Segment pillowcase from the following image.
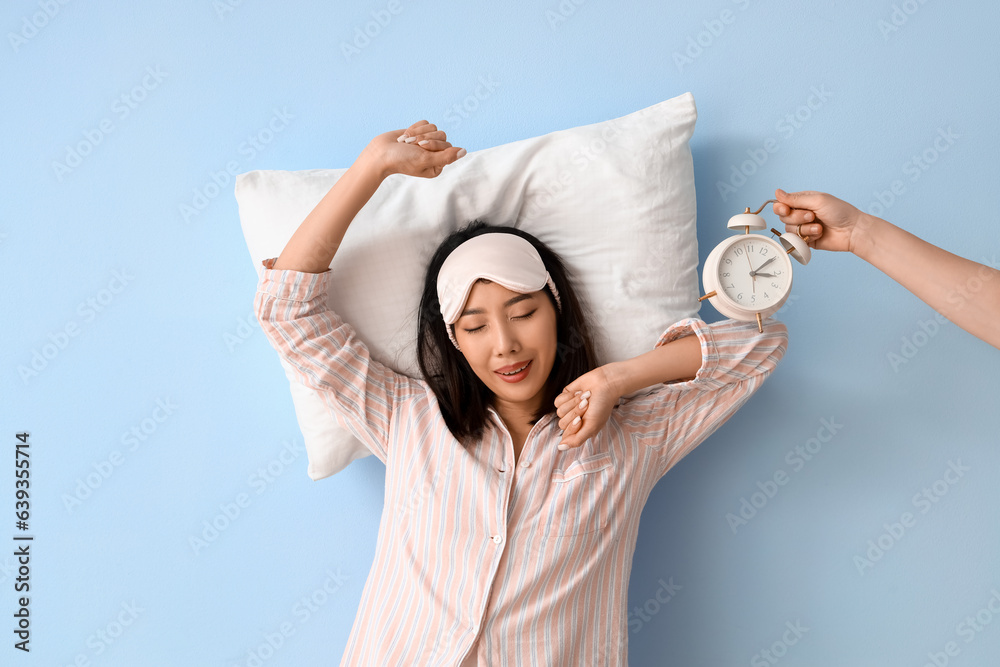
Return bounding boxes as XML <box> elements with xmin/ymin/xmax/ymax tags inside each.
<box><xmin>236</xmin><ymin>91</ymin><xmax>700</xmax><ymax>481</ymax></box>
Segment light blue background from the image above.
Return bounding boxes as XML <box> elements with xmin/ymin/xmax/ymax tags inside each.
<box><xmin>4</xmin><ymin>0</ymin><xmax>999</xmax><ymax>665</ymax></box>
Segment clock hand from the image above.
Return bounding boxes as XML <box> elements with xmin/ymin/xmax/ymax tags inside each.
<box><xmin>756</xmin><ymin>256</ymin><xmax>777</xmax><ymax>271</ymax></box>
<box><xmin>749</xmin><ymin>256</ymin><xmax>777</xmax><ymax>277</ymax></box>
<box><xmin>754</xmin><ymin>271</ymin><xmax>776</xmax><ymax>278</ymax></box>
<box><xmin>744</xmin><ymin>244</ymin><xmax>755</xmax><ymax>293</ymax></box>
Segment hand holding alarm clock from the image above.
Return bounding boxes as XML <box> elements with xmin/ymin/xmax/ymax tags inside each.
<box><xmin>700</xmin><ymin>198</ymin><xmax>813</xmax><ymax>332</ymax></box>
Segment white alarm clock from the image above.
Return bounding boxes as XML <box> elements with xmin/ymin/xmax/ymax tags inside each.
<box><xmin>700</xmin><ymin>199</ymin><xmax>812</xmax><ymax>332</ymax></box>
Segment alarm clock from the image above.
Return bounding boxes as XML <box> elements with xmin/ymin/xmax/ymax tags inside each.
<box><xmin>699</xmin><ymin>199</ymin><xmax>812</xmax><ymax>332</ymax></box>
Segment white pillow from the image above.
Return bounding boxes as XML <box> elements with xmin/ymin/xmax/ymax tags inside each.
<box><xmin>237</xmin><ymin>91</ymin><xmax>700</xmax><ymax>481</ymax></box>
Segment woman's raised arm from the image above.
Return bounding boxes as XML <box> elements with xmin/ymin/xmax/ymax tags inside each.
<box><xmin>271</xmin><ymin>121</ymin><xmax>466</xmax><ymax>274</ymax></box>
<box><xmin>270</xmin><ymin>149</ymin><xmax>385</xmax><ymax>274</ymax></box>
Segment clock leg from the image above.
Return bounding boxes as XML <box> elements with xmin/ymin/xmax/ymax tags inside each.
<box><xmin>756</xmin><ymin>312</ymin><xmax>763</xmax><ymax>333</ymax></box>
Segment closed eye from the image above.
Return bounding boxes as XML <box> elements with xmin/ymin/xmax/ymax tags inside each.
<box><xmin>463</xmin><ymin>310</ymin><xmax>536</xmax><ymax>334</ymax></box>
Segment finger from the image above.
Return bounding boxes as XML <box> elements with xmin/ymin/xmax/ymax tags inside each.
<box><xmin>408</xmin><ymin>123</ymin><xmax>438</xmax><ymax>138</ymax></box>
<box><xmin>556</xmin><ymin>389</ymin><xmax>590</xmax><ymax>417</ymax></box>
<box><xmin>559</xmin><ymin>399</ymin><xmax>590</xmax><ymax>431</ymax></box>
<box><xmin>774</xmin><ymin>203</ymin><xmax>814</xmax><ymax>222</ymax></box>
<box><xmin>402</xmin><ymin>134</ymin><xmax>448</xmax><ymax>146</ymax></box>
<box><xmin>428</xmin><ymin>146</ymin><xmax>467</xmax><ymax>166</ymax></box>
<box><xmin>558</xmin><ymin>415</ymin><xmax>582</xmax><ymax>449</ymax></box>
<box><xmin>777</xmin><ymin>209</ymin><xmax>816</xmax><ymax>225</ymax></box>
<box><xmin>557</xmin><ymin>396</ymin><xmax>578</xmax><ymax>419</ymax></box>
<box><xmin>775</xmin><ymin>188</ymin><xmax>826</xmax><ymax>212</ymax></box>
<box><xmin>416</xmin><ymin>139</ymin><xmax>453</xmax><ymax>151</ymax></box>
<box><xmin>565</xmin><ymin>414</ymin><xmax>582</xmax><ymax>434</ymax></box>
<box><xmin>417</xmin><ymin>146</ymin><xmax>467</xmax><ymax>174</ymax></box>
<box><xmin>557</xmin><ymin>390</ymin><xmax>586</xmax><ymax>409</ymax></box>
<box><xmin>556</xmin><ymin>392</ymin><xmax>587</xmax><ymax>422</ymax></box>
<box><xmin>564</xmin><ymin>419</ymin><xmax>590</xmax><ymax>449</ymax></box>
<box><xmin>558</xmin><ymin>399</ymin><xmax>577</xmax><ymax>427</ymax></box>
<box><xmin>783</xmin><ymin>221</ymin><xmax>824</xmax><ymax>237</ymax></box>
<box><xmin>798</xmin><ymin>223</ymin><xmax>824</xmax><ymax>238</ymax></box>
<box><xmin>398</xmin><ymin>121</ymin><xmax>433</xmax><ymax>142</ymax></box>
<box><xmin>405</xmin><ymin>130</ymin><xmax>447</xmax><ymax>145</ymax></box>
<box><xmin>558</xmin><ymin>406</ymin><xmax>578</xmax><ymax>430</ymax></box>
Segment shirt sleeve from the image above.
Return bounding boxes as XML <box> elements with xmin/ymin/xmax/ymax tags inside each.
<box><xmin>253</xmin><ymin>257</ymin><xmax>424</xmax><ymax>466</ymax></box>
<box><xmin>615</xmin><ymin>317</ymin><xmax>788</xmax><ymax>479</ymax></box>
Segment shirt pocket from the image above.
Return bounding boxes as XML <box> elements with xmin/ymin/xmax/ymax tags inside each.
<box><xmin>540</xmin><ymin>451</ymin><xmax>615</xmax><ymax>537</ymax></box>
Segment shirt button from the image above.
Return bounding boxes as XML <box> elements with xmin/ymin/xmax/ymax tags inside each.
<box><xmin>521</xmin><ymin>461</ymin><xmax>531</xmax><ymax>468</ymax></box>
<box><xmin>492</xmin><ymin>534</ymin><xmax>502</xmax><ymax>544</ymax></box>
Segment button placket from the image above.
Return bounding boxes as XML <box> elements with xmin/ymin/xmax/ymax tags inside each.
<box><xmin>487</xmin><ymin>409</ymin><xmax>556</xmax><ymax>546</ymax></box>
<box><xmin>488</xmin><ymin>407</ymin><xmax>554</xmax><ymax>470</ymax></box>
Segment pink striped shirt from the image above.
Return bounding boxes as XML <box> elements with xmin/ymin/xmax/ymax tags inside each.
<box><xmin>255</xmin><ymin>257</ymin><xmax>788</xmax><ymax>666</ymax></box>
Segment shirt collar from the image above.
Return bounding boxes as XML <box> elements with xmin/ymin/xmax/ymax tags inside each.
<box><xmin>487</xmin><ymin>406</ymin><xmax>555</xmax><ymax>428</ymax></box>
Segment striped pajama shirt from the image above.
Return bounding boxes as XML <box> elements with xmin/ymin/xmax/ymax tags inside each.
<box><xmin>255</xmin><ymin>257</ymin><xmax>788</xmax><ymax>666</ymax></box>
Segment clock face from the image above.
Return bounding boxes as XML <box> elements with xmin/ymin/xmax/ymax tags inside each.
<box><xmin>716</xmin><ymin>236</ymin><xmax>791</xmax><ymax>311</ymax></box>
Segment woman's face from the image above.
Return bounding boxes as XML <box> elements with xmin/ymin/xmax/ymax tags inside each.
<box><xmin>454</xmin><ymin>279</ymin><xmax>558</xmax><ymax>411</ymax></box>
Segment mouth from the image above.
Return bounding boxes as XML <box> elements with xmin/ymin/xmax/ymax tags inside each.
<box><xmin>494</xmin><ymin>359</ymin><xmax>532</xmax><ymax>382</ymax></box>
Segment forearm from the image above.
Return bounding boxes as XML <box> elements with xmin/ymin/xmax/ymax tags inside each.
<box><xmin>855</xmin><ymin>214</ymin><xmax>1000</xmax><ymax>348</ymax></box>
<box><xmin>271</xmin><ymin>147</ymin><xmax>386</xmax><ymax>274</ymax></box>
<box><xmin>607</xmin><ymin>334</ymin><xmax>701</xmax><ymax>398</ymax></box>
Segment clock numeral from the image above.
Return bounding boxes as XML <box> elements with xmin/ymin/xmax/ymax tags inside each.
<box><xmin>726</xmin><ymin>283</ymin><xmax>735</xmax><ymax>289</ymax></box>
<box><xmin>724</xmin><ymin>258</ymin><xmax>732</xmax><ymax>265</ymax></box>
<box><xmin>760</xmin><ymin>246</ymin><xmax>768</xmax><ymax>255</ymax></box>
<box><xmin>737</xmin><ymin>292</ymin><xmax>743</xmax><ymax>300</ymax></box>
<box><xmin>722</xmin><ymin>272</ymin><xmax>730</xmax><ymax>277</ymax></box>
<box><xmin>734</xmin><ymin>247</ymin><xmax>744</xmax><ymax>256</ymax></box>
<box><xmin>747</xmin><ymin>243</ymin><xmax>754</xmax><ymax>254</ymax></box>
<box><xmin>764</xmin><ymin>291</ymin><xmax>770</xmax><ymax>299</ymax></box>
<box><xmin>750</xmin><ymin>295</ymin><xmax>756</xmax><ymax>304</ymax></box>
<box><xmin>773</xmin><ymin>269</ymin><xmax>782</xmax><ymax>275</ymax></box>
<box><xmin>771</xmin><ymin>282</ymin><xmax>779</xmax><ymax>288</ymax></box>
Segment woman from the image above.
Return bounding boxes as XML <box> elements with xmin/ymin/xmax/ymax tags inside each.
<box><xmin>255</xmin><ymin>121</ymin><xmax>788</xmax><ymax>666</ymax></box>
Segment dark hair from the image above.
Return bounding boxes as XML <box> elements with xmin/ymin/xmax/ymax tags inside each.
<box><xmin>416</xmin><ymin>220</ymin><xmax>601</xmax><ymax>448</ymax></box>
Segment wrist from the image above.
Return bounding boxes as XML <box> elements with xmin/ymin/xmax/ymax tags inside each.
<box><xmin>852</xmin><ymin>212</ymin><xmax>887</xmax><ymax>262</ymax></box>
<box><xmin>604</xmin><ymin>360</ymin><xmax>644</xmax><ymax>398</ymax></box>
<box><xmin>358</xmin><ymin>143</ymin><xmax>391</xmax><ymax>181</ymax></box>
<box><xmin>603</xmin><ymin>360</ymin><xmax>632</xmax><ymax>400</ymax></box>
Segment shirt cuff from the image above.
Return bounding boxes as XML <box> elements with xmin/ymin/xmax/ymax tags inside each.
<box><xmin>257</xmin><ymin>257</ymin><xmax>333</xmax><ymax>302</ymax></box>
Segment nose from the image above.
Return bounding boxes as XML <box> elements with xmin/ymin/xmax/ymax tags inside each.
<box><xmin>492</xmin><ymin>320</ymin><xmax>520</xmax><ymax>354</ymax></box>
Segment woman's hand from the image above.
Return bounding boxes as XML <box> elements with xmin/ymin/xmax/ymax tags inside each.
<box><xmin>772</xmin><ymin>188</ymin><xmax>873</xmax><ymax>254</ymax></box>
<box><xmin>363</xmin><ymin>120</ymin><xmax>467</xmax><ymax>179</ymax></box>
<box><xmin>553</xmin><ymin>366</ymin><xmax>618</xmax><ymax>451</ymax></box>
